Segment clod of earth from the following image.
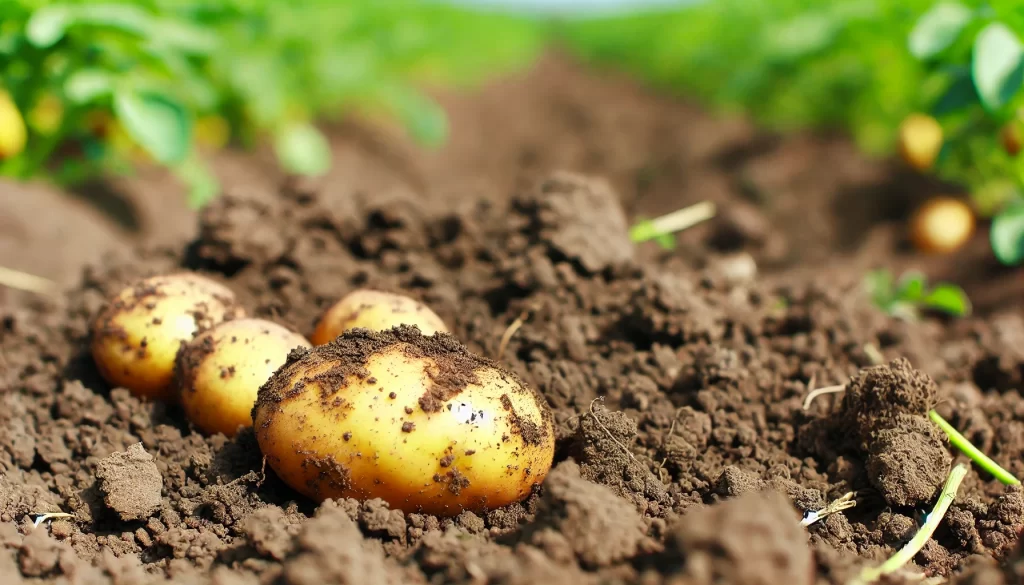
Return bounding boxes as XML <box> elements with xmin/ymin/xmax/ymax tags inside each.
<box><xmin>310</xmin><ymin>289</ymin><xmax>448</xmax><ymax>346</ymax></box>
<box><xmin>89</xmin><ymin>273</ymin><xmax>245</xmax><ymax>401</ymax></box>
<box><xmin>177</xmin><ymin>317</ymin><xmax>312</xmax><ymax>437</ymax></box>
<box><xmin>252</xmin><ymin>325</ymin><xmax>555</xmax><ymax>516</ymax></box>
<box><xmin>94</xmin><ymin>443</ymin><xmax>162</xmax><ymax>522</ymax></box>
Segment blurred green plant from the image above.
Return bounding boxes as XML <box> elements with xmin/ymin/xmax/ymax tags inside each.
<box><xmin>0</xmin><ymin>1</ymin><xmax>544</xmax><ymax>207</ymax></box>
<box><xmin>864</xmin><ymin>268</ymin><xmax>971</xmax><ymax>320</ymax></box>
<box><xmin>564</xmin><ymin>0</ymin><xmax>1024</xmax><ymax>266</ymax></box>
<box><xmin>904</xmin><ymin>1</ymin><xmax>1024</xmax><ymax>264</ymax></box>
<box><xmin>563</xmin><ymin>0</ymin><xmax>938</xmax><ymax>157</ymax></box>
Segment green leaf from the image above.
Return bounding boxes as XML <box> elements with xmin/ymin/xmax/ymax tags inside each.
<box><xmin>972</xmin><ymin>22</ymin><xmax>1024</xmax><ymax>111</ymax></box>
<box><xmin>629</xmin><ymin>219</ymin><xmax>659</xmax><ymax>243</ymax></box>
<box><xmin>65</xmin><ymin>70</ymin><xmax>114</xmax><ymax>103</ymax></box>
<box><xmin>377</xmin><ymin>85</ymin><xmax>448</xmax><ymax>148</ymax></box>
<box><xmin>923</xmin><ymin>284</ymin><xmax>972</xmax><ymax>317</ymax></box>
<box><xmin>888</xmin><ymin>300</ymin><xmax>921</xmax><ymax>322</ymax></box>
<box><xmin>68</xmin><ymin>4</ymin><xmax>151</xmax><ymax>36</ymax></box>
<box><xmin>863</xmin><ymin>269</ymin><xmax>895</xmax><ymax>306</ymax></box>
<box><xmin>148</xmin><ymin>18</ymin><xmax>218</xmax><ymax>54</ymax></box>
<box><xmin>274</xmin><ymin>123</ymin><xmax>331</xmax><ymax>177</ymax></box>
<box><xmin>763</xmin><ymin>13</ymin><xmax>839</xmax><ymax>63</ymax></box>
<box><xmin>26</xmin><ymin>4</ymin><xmax>154</xmax><ymax>47</ymax></box>
<box><xmin>654</xmin><ymin>233</ymin><xmax>676</xmax><ymax>250</ymax></box>
<box><xmin>991</xmin><ymin>203</ymin><xmax>1024</xmax><ymax>265</ymax></box>
<box><xmin>113</xmin><ymin>89</ymin><xmax>192</xmax><ymax>165</ymax></box>
<box><xmin>895</xmin><ymin>271</ymin><xmax>927</xmax><ymax>301</ymax></box>
<box><xmin>932</xmin><ymin>69</ymin><xmax>979</xmax><ymax>116</ymax></box>
<box><xmin>26</xmin><ymin>5</ymin><xmax>73</xmax><ymax>48</ymax></box>
<box><xmin>908</xmin><ymin>2</ymin><xmax>973</xmax><ymax>60</ymax></box>
<box><xmin>174</xmin><ymin>155</ymin><xmax>219</xmax><ymax>210</ymax></box>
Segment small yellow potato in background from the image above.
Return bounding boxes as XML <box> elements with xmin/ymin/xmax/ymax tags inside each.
<box><xmin>310</xmin><ymin>289</ymin><xmax>447</xmax><ymax>345</ymax></box>
<box><xmin>1002</xmin><ymin>122</ymin><xmax>1022</xmax><ymax>157</ymax></box>
<box><xmin>90</xmin><ymin>273</ymin><xmax>245</xmax><ymax>401</ymax></box>
<box><xmin>898</xmin><ymin>113</ymin><xmax>943</xmax><ymax>172</ymax></box>
<box><xmin>909</xmin><ymin>197</ymin><xmax>976</xmax><ymax>255</ymax></box>
<box><xmin>177</xmin><ymin>318</ymin><xmax>312</xmax><ymax>437</ymax></box>
<box><xmin>254</xmin><ymin>326</ymin><xmax>554</xmax><ymax>516</ymax></box>
<box><xmin>0</xmin><ymin>91</ymin><xmax>27</xmax><ymax>159</ymax></box>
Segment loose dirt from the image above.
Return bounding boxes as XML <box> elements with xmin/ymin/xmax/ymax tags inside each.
<box><xmin>2</xmin><ymin>54</ymin><xmax>1024</xmax><ymax>584</ymax></box>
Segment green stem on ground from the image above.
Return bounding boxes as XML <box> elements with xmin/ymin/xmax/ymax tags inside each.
<box><xmin>629</xmin><ymin>200</ymin><xmax>717</xmax><ymax>245</ymax></box>
<box><xmin>849</xmin><ymin>463</ymin><xmax>968</xmax><ymax>585</ymax></box>
<box><xmin>929</xmin><ymin>410</ymin><xmax>1020</xmax><ymax>485</ymax></box>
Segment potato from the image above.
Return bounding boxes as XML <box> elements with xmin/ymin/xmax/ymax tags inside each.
<box><xmin>898</xmin><ymin>113</ymin><xmax>943</xmax><ymax>172</ymax></box>
<box><xmin>1002</xmin><ymin>122</ymin><xmax>1021</xmax><ymax>157</ymax></box>
<box><xmin>91</xmin><ymin>273</ymin><xmax>245</xmax><ymax>401</ymax></box>
<box><xmin>909</xmin><ymin>197</ymin><xmax>975</xmax><ymax>255</ymax></box>
<box><xmin>0</xmin><ymin>91</ymin><xmax>27</xmax><ymax>159</ymax></box>
<box><xmin>253</xmin><ymin>326</ymin><xmax>554</xmax><ymax>516</ymax></box>
<box><xmin>177</xmin><ymin>318</ymin><xmax>311</xmax><ymax>437</ymax></box>
<box><xmin>310</xmin><ymin>289</ymin><xmax>447</xmax><ymax>345</ymax></box>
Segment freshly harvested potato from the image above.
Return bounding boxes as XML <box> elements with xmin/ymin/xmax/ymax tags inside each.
<box><xmin>898</xmin><ymin>113</ymin><xmax>943</xmax><ymax>172</ymax></box>
<box><xmin>177</xmin><ymin>318</ymin><xmax>311</xmax><ymax>437</ymax></box>
<box><xmin>909</xmin><ymin>197</ymin><xmax>975</xmax><ymax>255</ymax></box>
<box><xmin>254</xmin><ymin>326</ymin><xmax>554</xmax><ymax>516</ymax></box>
<box><xmin>91</xmin><ymin>273</ymin><xmax>245</xmax><ymax>401</ymax></box>
<box><xmin>310</xmin><ymin>289</ymin><xmax>447</xmax><ymax>345</ymax></box>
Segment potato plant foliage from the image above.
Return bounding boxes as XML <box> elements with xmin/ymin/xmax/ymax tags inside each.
<box><xmin>0</xmin><ymin>1</ymin><xmax>543</xmax><ymax>207</ymax></box>
<box><xmin>563</xmin><ymin>0</ymin><xmax>1024</xmax><ymax>264</ymax></box>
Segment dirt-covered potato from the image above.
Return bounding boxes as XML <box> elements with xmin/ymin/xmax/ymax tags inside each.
<box><xmin>177</xmin><ymin>318</ymin><xmax>311</xmax><ymax>437</ymax></box>
<box><xmin>90</xmin><ymin>273</ymin><xmax>245</xmax><ymax>401</ymax></box>
<box><xmin>310</xmin><ymin>289</ymin><xmax>447</xmax><ymax>345</ymax></box>
<box><xmin>909</xmin><ymin>197</ymin><xmax>975</xmax><ymax>254</ymax></box>
<box><xmin>253</xmin><ymin>326</ymin><xmax>554</xmax><ymax>516</ymax></box>
<box><xmin>898</xmin><ymin>113</ymin><xmax>943</xmax><ymax>172</ymax></box>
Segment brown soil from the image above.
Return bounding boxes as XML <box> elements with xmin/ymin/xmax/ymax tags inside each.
<box><xmin>2</xmin><ymin>53</ymin><xmax>1024</xmax><ymax>584</ymax></box>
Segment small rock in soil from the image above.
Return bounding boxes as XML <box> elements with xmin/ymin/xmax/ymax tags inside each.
<box><xmin>95</xmin><ymin>443</ymin><xmax>162</xmax><ymax>521</ymax></box>
<box><xmin>867</xmin><ymin>415</ymin><xmax>951</xmax><ymax>508</ymax></box>
<box><xmin>667</xmin><ymin>490</ymin><xmax>812</xmax><ymax>585</ymax></box>
<box><xmin>519</xmin><ymin>460</ymin><xmax>652</xmax><ymax>568</ymax></box>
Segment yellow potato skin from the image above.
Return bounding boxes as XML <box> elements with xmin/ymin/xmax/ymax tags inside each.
<box><xmin>310</xmin><ymin>290</ymin><xmax>447</xmax><ymax>345</ymax></box>
<box><xmin>909</xmin><ymin>197</ymin><xmax>975</xmax><ymax>254</ymax></box>
<box><xmin>898</xmin><ymin>113</ymin><xmax>943</xmax><ymax>172</ymax></box>
<box><xmin>253</xmin><ymin>330</ymin><xmax>554</xmax><ymax>516</ymax></box>
<box><xmin>178</xmin><ymin>318</ymin><xmax>311</xmax><ymax>437</ymax></box>
<box><xmin>90</xmin><ymin>273</ymin><xmax>245</xmax><ymax>402</ymax></box>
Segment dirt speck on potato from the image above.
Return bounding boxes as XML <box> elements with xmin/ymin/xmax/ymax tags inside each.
<box><xmin>95</xmin><ymin>443</ymin><xmax>162</xmax><ymax>521</ymax></box>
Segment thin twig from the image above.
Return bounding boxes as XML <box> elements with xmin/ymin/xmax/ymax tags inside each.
<box><xmin>849</xmin><ymin>464</ymin><xmax>968</xmax><ymax>585</ymax></box>
<box><xmin>0</xmin><ymin>266</ymin><xmax>57</xmax><ymax>297</ymax></box>
<box><xmin>802</xmin><ymin>384</ymin><xmax>847</xmax><ymax>411</ymax></box>
<box><xmin>589</xmin><ymin>397</ymin><xmax>637</xmax><ymax>462</ymax></box>
<box><xmin>650</xmin><ymin>201</ymin><xmax>717</xmax><ymax>234</ymax></box>
<box><xmin>496</xmin><ymin>311</ymin><xmax>529</xmax><ymax>359</ymax></box>
<box><xmin>863</xmin><ymin>343</ymin><xmax>885</xmax><ymax>366</ymax></box>
<box><xmin>801</xmin><ymin>491</ymin><xmax>858</xmax><ymax>527</ymax></box>
<box><xmin>30</xmin><ymin>512</ymin><xmax>75</xmax><ymax>528</ymax></box>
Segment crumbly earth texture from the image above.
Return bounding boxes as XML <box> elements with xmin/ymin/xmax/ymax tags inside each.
<box><xmin>4</xmin><ymin>56</ymin><xmax>1024</xmax><ymax>584</ymax></box>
